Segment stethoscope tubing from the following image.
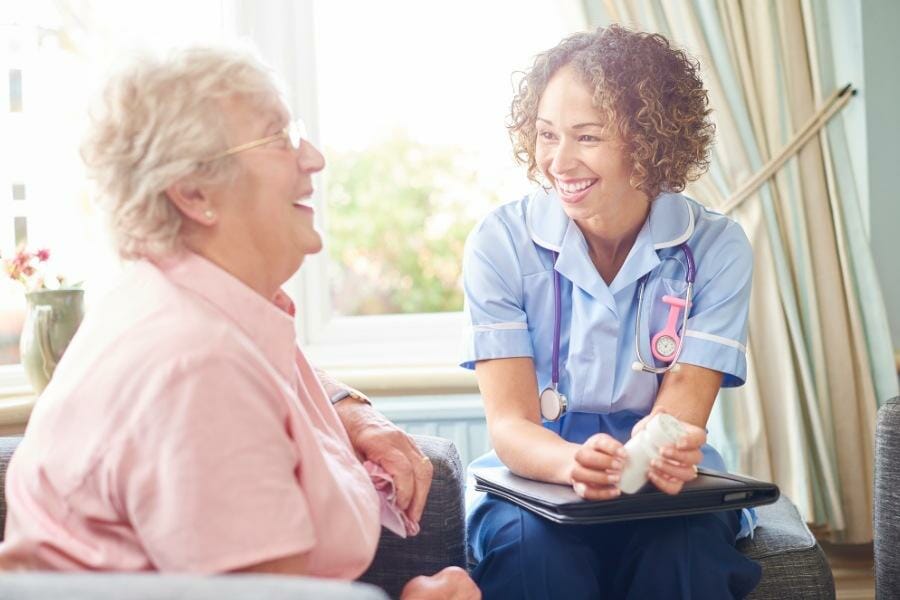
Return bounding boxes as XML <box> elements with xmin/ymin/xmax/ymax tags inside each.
<box><xmin>548</xmin><ymin>243</ymin><xmax>696</xmax><ymax>389</ymax></box>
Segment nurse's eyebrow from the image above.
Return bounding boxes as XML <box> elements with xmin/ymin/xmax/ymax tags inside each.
<box><xmin>536</xmin><ymin>117</ymin><xmax>605</xmax><ymax>129</ymax></box>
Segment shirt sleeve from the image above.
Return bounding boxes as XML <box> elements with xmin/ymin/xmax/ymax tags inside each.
<box><xmin>679</xmin><ymin>221</ymin><xmax>754</xmax><ymax>387</ymax></box>
<box><xmin>459</xmin><ymin>214</ymin><xmax>534</xmax><ymax>369</ymax></box>
<box><xmin>116</xmin><ymin>350</ymin><xmax>315</xmax><ymax>572</ymax></box>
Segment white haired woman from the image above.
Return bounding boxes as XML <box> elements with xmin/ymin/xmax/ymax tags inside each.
<box><xmin>0</xmin><ymin>45</ymin><xmax>478</xmax><ymax>599</ymax></box>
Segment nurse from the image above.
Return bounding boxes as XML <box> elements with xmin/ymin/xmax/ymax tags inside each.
<box><xmin>461</xmin><ymin>25</ymin><xmax>762</xmax><ymax>599</ymax></box>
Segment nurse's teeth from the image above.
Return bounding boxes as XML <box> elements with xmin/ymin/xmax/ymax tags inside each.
<box><xmin>558</xmin><ymin>180</ymin><xmax>596</xmax><ymax>194</ymax></box>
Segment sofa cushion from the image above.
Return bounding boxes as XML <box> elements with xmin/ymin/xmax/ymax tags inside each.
<box><xmin>740</xmin><ymin>496</ymin><xmax>834</xmax><ymax>599</ymax></box>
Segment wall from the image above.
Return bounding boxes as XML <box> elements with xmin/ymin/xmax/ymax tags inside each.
<box><xmin>858</xmin><ymin>0</ymin><xmax>900</xmax><ymax>351</ymax></box>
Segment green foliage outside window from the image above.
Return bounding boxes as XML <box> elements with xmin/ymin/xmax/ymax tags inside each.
<box><xmin>324</xmin><ymin>132</ymin><xmax>499</xmax><ymax>316</ymax></box>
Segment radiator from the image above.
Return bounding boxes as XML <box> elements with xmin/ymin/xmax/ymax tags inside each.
<box><xmin>373</xmin><ymin>394</ymin><xmax>492</xmax><ymax>469</ymax></box>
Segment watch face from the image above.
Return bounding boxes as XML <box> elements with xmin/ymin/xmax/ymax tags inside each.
<box><xmin>655</xmin><ymin>335</ymin><xmax>677</xmax><ymax>357</ymax></box>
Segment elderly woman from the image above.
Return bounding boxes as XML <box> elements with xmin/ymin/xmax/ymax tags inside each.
<box><xmin>0</xmin><ymin>45</ymin><xmax>477</xmax><ymax>599</ymax></box>
<box><xmin>461</xmin><ymin>26</ymin><xmax>761</xmax><ymax>598</ymax></box>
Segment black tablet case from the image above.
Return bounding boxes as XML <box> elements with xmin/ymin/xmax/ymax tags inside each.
<box><xmin>473</xmin><ymin>466</ymin><xmax>780</xmax><ymax>525</ymax></box>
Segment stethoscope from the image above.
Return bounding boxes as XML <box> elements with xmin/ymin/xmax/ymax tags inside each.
<box><xmin>539</xmin><ymin>243</ymin><xmax>696</xmax><ymax>422</ymax></box>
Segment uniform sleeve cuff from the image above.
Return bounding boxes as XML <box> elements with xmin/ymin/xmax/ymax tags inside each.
<box><xmin>677</xmin><ymin>334</ymin><xmax>747</xmax><ymax>387</ymax></box>
<box><xmin>460</xmin><ymin>328</ymin><xmax>534</xmax><ymax>370</ymax></box>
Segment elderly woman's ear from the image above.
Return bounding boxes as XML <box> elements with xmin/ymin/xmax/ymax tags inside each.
<box><xmin>165</xmin><ymin>178</ymin><xmax>218</xmax><ymax>226</ymax></box>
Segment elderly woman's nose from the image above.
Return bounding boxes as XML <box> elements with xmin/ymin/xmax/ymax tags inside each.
<box><xmin>297</xmin><ymin>140</ymin><xmax>325</xmax><ymax>173</ymax></box>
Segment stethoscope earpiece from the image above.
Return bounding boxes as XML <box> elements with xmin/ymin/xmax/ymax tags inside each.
<box><xmin>631</xmin><ymin>361</ymin><xmax>644</xmax><ymax>372</ymax></box>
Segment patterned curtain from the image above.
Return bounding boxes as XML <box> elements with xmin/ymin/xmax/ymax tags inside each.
<box><xmin>578</xmin><ymin>0</ymin><xmax>898</xmax><ymax>543</ymax></box>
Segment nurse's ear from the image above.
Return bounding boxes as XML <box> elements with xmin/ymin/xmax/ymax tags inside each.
<box><xmin>166</xmin><ymin>177</ymin><xmax>218</xmax><ymax>226</ymax></box>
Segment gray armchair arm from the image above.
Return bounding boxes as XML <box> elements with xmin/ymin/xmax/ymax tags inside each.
<box><xmin>0</xmin><ymin>434</ymin><xmax>20</xmax><ymax>538</ymax></box>
<box><xmin>875</xmin><ymin>396</ymin><xmax>900</xmax><ymax>600</ymax></box>
<box><xmin>359</xmin><ymin>434</ymin><xmax>466</xmax><ymax>599</ymax></box>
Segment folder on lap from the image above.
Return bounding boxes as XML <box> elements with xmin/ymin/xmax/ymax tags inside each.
<box><xmin>472</xmin><ymin>466</ymin><xmax>779</xmax><ymax>525</ymax></box>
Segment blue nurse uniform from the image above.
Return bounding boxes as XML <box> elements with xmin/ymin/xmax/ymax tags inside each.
<box><xmin>460</xmin><ymin>189</ymin><xmax>762</xmax><ymax>599</ymax></box>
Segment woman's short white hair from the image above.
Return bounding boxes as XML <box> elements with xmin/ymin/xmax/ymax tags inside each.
<box><xmin>81</xmin><ymin>44</ymin><xmax>286</xmax><ymax>260</ymax></box>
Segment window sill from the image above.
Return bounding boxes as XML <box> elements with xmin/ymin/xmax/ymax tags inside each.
<box><xmin>0</xmin><ymin>387</ymin><xmax>36</xmax><ymax>436</ymax></box>
<box><xmin>326</xmin><ymin>365</ymin><xmax>478</xmax><ymax>396</ymax></box>
<box><xmin>0</xmin><ymin>364</ymin><xmax>477</xmax><ymax>435</ymax></box>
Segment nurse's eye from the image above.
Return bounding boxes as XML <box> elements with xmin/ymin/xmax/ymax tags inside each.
<box><xmin>537</xmin><ymin>130</ymin><xmax>557</xmax><ymax>142</ymax></box>
<box><xmin>578</xmin><ymin>134</ymin><xmax>602</xmax><ymax>143</ymax></box>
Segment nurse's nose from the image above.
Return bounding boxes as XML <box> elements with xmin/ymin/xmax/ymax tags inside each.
<box><xmin>549</xmin><ymin>137</ymin><xmax>578</xmax><ymax>175</ymax></box>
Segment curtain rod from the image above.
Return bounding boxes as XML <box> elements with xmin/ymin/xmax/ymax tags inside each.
<box><xmin>722</xmin><ymin>83</ymin><xmax>856</xmax><ymax>214</ymax></box>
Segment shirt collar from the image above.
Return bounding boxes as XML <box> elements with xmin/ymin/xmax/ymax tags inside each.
<box><xmin>525</xmin><ymin>189</ymin><xmax>695</xmax><ymax>298</ymax></box>
<box><xmin>155</xmin><ymin>251</ymin><xmax>297</xmax><ymax>382</ymax></box>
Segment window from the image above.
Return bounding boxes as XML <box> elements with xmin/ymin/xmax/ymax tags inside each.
<box><xmin>0</xmin><ymin>0</ymin><xmax>580</xmax><ymax>389</ymax></box>
<box><xmin>0</xmin><ymin>0</ymin><xmax>233</xmax><ymax>386</ymax></box>
<box><xmin>270</xmin><ymin>0</ymin><xmax>576</xmax><ymax>369</ymax></box>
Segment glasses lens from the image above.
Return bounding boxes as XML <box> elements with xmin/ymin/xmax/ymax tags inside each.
<box><xmin>288</xmin><ymin>119</ymin><xmax>307</xmax><ymax>149</ymax></box>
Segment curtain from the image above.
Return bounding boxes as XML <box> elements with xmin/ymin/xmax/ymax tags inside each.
<box><xmin>578</xmin><ymin>0</ymin><xmax>899</xmax><ymax>543</ymax></box>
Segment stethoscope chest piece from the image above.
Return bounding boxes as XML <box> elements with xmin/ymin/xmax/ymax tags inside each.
<box><xmin>540</xmin><ymin>386</ymin><xmax>567</xmax><ymax>422</ymax></box>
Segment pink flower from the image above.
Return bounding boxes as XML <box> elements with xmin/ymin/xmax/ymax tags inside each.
<box><xmin>1</xmin><ymin>245</ymin><xmax>71</xmax><ymax>292</ymax></box>
<box><xmin>12</xmin><ymin>250</ymin><xmax>30</xmax><ymax>271</ymax></box>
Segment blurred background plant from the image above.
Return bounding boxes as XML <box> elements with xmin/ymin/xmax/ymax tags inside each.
<box><xmin>324</xmin><ymin>132</ymin><xmax>501</xmax><ymax>315</ymax></box>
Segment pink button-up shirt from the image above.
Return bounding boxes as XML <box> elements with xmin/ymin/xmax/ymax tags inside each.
<box><xmin>0</xmin><ymin>252</ymin><xmax>381</xmax><ymax>577</ymax></box>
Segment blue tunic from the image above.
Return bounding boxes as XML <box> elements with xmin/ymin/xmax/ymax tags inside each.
<box><xmin>459</xmin><ymin>189</ymin><xmax>762</xmax><ymax>598</ymax></box>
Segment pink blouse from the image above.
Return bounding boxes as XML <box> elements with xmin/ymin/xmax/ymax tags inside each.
<box><xmin>0</xmin><ymin>252</ymin><xmax>381</xmax><ymax>577</ymax></box>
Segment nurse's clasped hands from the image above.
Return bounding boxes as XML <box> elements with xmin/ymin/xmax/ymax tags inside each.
<box><xmin>570</xmin><ymin>433</ymin><xmax>628</xmax><ymax>500</ymax></box>
<box><xmin>569</xmin><ymin>422</ymin><xmax>706</xmax><ymax>499</ymax></box>
<box><xmin>632</xmin><ymin>414</ymin><xmax>706</xmax><ymax>496</ymax></box>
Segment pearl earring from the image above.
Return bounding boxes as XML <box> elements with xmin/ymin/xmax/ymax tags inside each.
<box><xmin>204</xmin><ymin>209</ymin><xmax>215</xmax><ymax>220</ymax></box>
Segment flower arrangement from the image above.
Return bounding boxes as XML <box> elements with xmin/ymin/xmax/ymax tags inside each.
<box><xmin>1</xmin><ymin>245</ymin><xmax>75</xmax><ymax>292</ymax></box>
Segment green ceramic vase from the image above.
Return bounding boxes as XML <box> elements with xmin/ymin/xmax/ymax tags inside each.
<box><xmin>19</xmin><ymin>288</ymin><xmax>85</xmax><ymax>394</ymax></box>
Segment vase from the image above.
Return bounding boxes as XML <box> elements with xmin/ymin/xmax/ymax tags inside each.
<box><xmin>19</xmin><ymin>288</ymin><xmax>85</xmax><ymax>394</ymax></box>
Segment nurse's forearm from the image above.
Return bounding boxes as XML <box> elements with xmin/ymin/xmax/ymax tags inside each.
<box><xmin>492</xmin><ymin>420</ymin><xmax>583</xmax><ymax>485</ymax></box>
<box><xmin>651</xmin><ymin>363</ymin><xmax>723</xmax><ymax>428</ymax></box>
<box><xmin>476</xmin><ymin>357</ymin><xmax>582</xmax><ymax>485</ymax></box>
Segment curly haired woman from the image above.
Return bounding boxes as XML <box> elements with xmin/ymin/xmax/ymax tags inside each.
<box><xmin>460</xmin><ymin>25</ymin><xmax>761</xmax><ymax>598</ymax></box>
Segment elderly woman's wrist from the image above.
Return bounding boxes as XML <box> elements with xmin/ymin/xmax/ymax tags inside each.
<box><xmin>329</xmin><ymin>387</ymin><xmax>371</xmax><ymax>406</ymax></box>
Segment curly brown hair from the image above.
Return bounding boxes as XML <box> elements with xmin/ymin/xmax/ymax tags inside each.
<box><xmin>509</xmin><ymin>25</ymin><xmax>714</xmax><ymax>199</ymax></box>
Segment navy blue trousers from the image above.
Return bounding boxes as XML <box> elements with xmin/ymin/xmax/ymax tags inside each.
<box><xmin>469</xmin><ymin>495</ymin><xmax>761</xmax><ymax>600</ymax></box>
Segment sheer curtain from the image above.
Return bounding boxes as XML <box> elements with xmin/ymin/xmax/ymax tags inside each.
<box><xmin>578</xmin><ymin>0</ymin><xmax>898</xmax><ymax>543</ymax></box>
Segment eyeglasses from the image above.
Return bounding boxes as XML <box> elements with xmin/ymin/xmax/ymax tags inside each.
<box><xmin>205</xmin><ymin>118</ymin><xmax>308</xmax><ymax>162</ymax></box>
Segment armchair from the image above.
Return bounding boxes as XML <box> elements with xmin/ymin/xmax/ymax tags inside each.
<box><xmin>875</xmin><ymin>396</ymin><xmax>900</xmax><ymax>599</ymax></box>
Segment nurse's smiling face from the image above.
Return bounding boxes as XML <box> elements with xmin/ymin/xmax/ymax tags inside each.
<box><xmin>535</xmin><ymin>65</ymin><xmax>649</xmax><ymax>222</ymax></box>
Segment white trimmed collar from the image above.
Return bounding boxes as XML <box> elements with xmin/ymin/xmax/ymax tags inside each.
<box><xmin>525</xmin><ymin>188</ymin><xmax>695</xmax><ymax>252</ymax></box>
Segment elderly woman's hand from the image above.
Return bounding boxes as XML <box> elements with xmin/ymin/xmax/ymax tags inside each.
<box><xmin>334</xmin><ymin>399</ymin><xmax>433</xmax><ymax>526</ymax></box>
<box><xmin>645</xmin><ymin>421</ymin><xmax>705</xmax><ymax>495</ymax></box>
<box><xmin>401</xmin><ymin>566</ymin><xmax>481</xmax><ymax>600</ymax></box>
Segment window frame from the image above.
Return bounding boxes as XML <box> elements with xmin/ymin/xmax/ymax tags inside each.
<box><xmin>234</xmin><ymin>0</ymin><xmax>471</xmax><ymax>376</ymax></box>
<box><xmin>0</xmin><ymin>0</ymin><xmax>477</xmax><ymax>398</ymax></box>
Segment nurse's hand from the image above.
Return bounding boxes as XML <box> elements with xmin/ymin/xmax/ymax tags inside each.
<box><xmin>647</xmin><ymin>422</ymin><xmax>706</xmax><ymax>495</ymax></box>
<box><xmin>570</xmin><ymin>433</ymin><xmax>626</xmax><ymax>500</ymax></box>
